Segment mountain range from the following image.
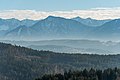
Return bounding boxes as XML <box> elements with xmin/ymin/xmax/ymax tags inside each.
<box><xmin>0</xmin><ymin>16</ymin><xmax>120</xmax><ymax>40</ymax></box>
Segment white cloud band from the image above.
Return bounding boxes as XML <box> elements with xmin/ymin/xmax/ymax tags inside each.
<box><xmin>0</xmin><ymin>8</ymin><xmax>120</xmax><ymax>20</ymax></box>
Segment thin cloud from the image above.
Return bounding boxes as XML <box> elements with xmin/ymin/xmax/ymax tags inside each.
<box><xmin>0</xmin><ymin>8</ymin><xmax>120</xmax><ymax>20</ymax></box>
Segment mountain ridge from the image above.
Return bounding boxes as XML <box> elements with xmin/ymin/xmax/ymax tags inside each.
<box><xmin>0</xmin><ymin>16</ymin><xmax>120</xmax><ymax>40</ymax></box>
<box><xmin>5</xmin><ymin>16</ymin><xmax>93</xmax><ymax>40</ymax></box>
<box><xmin>72</xmin><ymin>16</ymin><xmax>111</xmax><ymax>26</ymax></box>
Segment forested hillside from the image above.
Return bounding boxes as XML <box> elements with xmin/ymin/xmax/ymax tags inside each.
<box><xmin>0</xmin><ymin>42</ymin><xmax>120</xmax><ymax>80</ymax></box>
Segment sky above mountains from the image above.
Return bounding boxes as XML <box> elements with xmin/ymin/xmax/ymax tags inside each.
<box><xmin>0</xmin><ymin>0</ymin><xmax>120</xmax><ymax>11</ymax></box>
<box><xmin>0</xmin><ymin>0</ymin><xmax>120</xmax><ymax>20</ymax></box>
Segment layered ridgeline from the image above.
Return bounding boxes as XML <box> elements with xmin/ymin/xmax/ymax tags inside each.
<box><xmin>1</xmin><ymin>39</ymin><xmax>120</xmax><ymax>54</ymax></box>
<box><xmin>0</xmin><ymin>42</ymin><xmax>120</xmax><ymax>80</ymax></box>
<box><xmin>72</xmin><ymin>17</ymin><xmax>110</xmax><ymax>26</ymax></box>
<box><xmin>0</xmin><ymin>16</ymin><xmax>120</xmax><ymax>40</ymax></box>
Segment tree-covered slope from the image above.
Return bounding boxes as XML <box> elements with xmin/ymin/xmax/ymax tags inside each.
<box><xmin>0</xmin><ymin>42</ymin><xmax>120</xmax><ymax>80</ymax></box>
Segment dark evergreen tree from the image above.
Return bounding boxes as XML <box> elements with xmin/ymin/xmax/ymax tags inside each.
<box><xmin>36</xmin><ymin>68</ymin><xmax>119</xmax><ymax>80</ymax></box>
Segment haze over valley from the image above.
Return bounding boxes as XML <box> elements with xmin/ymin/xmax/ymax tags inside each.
<box><xmin>0</xmin><ymin>16</ymin><xmax>120</xmax><ymax>55</ymax></box>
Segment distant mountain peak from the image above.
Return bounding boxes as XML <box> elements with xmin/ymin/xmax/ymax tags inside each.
<box><xmin>45</xmin><ymin>16</ymin><xmax>66</xmax><ymax>20</ymax></box>
<box><xmin>113</xmin><ymin>19</ymin><xmax>120</xmax><ymax>23</ymax></box>
<box><xmin>103</xmin><ymin>19</ymin><xmax>120</xmax><ymax>25</ymax></box>
<box><xmin>73</xmin><ymin>16</ymin><xmax>82</xmax><ymax>19</ymax></box>
<box><xmin>86</xmin><ymin>17</ymin><xmax>93</xmax><ymax>20</ymax></box>
<box><xmin>46</xmin><ymin>16</ymin><xmax>57</xmax><ymax>19</ymax></box>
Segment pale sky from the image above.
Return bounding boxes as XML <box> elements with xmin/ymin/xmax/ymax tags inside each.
<box><xmin>0</xmin><ymin>0</ymin><xmax>120</xmax><ymax>11</ymax></box>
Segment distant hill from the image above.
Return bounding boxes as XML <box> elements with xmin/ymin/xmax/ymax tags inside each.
<box><xmin>1</xmin><ymin>39</ymin><xmax>119</xmax><ymax>54</ymax></box>
<box><xmin>28</xmin><ymin>45</ymin><xmax>112</xmax><ymax>54</ymax></box>
<box><xmin>0</xmin><ymin>42</ymin><xmax>120</xmax><ymax>80</ymax></box>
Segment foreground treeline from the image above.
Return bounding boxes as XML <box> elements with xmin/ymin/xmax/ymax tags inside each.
<box><xmin>35</xmin><ymin>68</ymin><xmax>120</xmax><ymax>80</ymax></box>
